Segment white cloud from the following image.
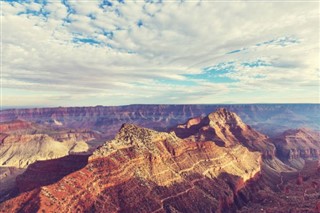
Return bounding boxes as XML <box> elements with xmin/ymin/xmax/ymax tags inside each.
<box><xmin>2</xmin><ymin>0</ymin><xmax>319</xmax><ymax>106</ymax></box>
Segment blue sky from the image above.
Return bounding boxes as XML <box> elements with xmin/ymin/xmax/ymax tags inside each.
<box><xmin>2</xmin><ymin>0</ymin><xmax>319</xmax><ymax>107</ymax></box>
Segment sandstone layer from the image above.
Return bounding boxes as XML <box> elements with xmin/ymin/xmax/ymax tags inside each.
<box><xmin>173</xmin><ymin>108</ymin><xmax>296</xmax><ymax>186</ymax></box>
<box><xmin>173</xmin><ymin>108</ymin><xmax>274</xmax><ymax>157</ymax></box>
<box><xmin>272</xmin><ymin>129</ymin><xmax>320</xmax><ymax>169</ymax></box>
<box><xmin>273</xmin><ymin>129</ymin><xmax>320</xmax><ymax>160</ymax></box>
<box><xmin>0</xmin><ymin>122</ymin><xmax>262</xmax><ymax>212</ymax></box>
<box><xmin>0</xmin><ymin>129</ymin><xmax>103</xmax><ymax>199</ymax></box>
<box><xmin>239</xmin><ymin>160</ymin><xmax>320</xmax><ymax>212</ymax></box>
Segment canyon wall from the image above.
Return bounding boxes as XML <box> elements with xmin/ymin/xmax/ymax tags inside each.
<box><xmin>0</xmin><ymin>122</ymin><xmax>262</xmax><ymax>212</ymax></box>
<box><xmin>1</xmin><ymin>104</ymin><xmax>319</xmax><ymax>137</ymax></box>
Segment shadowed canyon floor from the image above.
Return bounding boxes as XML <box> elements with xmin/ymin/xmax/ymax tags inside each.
<box><xmin>239</xmin><ymin>160</ymin><xmax>320</xmax><ymax>213</ymax></box>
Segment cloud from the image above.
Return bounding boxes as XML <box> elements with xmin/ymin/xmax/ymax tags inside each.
<box><xmin>2</xmin><ymin>0</ymin><xmax>319</xmax><ymax>106</ymax></box>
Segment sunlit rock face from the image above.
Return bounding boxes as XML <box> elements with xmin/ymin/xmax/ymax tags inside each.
<box><xmin>0</xmin><ymin>130</ymin><xmax>101</xmax><ymax>169</ymax></box>
<box><xmin>0</xmin><ymin>126</ymin><xmax>102</xmax><ymax>200</ymax></box>
<box><xmin>173</xmin><ymin>108</ymin><xmax>275</xmax><ymax>159</ymax></box>
<box><xmin>0</xmin><ymin>122</ymin><xmax>262</xmax><ymax>212</ymax></box>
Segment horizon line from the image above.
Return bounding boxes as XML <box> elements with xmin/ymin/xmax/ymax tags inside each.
<box><xmin>1</xmin><ymin>103</ymin><xmax>320</xmax><ymax>111</ymax></box>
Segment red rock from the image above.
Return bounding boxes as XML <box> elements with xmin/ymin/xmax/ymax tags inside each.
<box><xmin>0</xmin><ymin>120</ymin><xmax>33</xmax><ymax>133</ymax></box>
<box><xmin>0</xmin><ymin>122</ymin><xmax>262</xmax><ymax>212</ymax></box>
<box><xmin>173</xmin><ymin>108</ymin><xmax>276</xmax><ymax>159</ymax></box>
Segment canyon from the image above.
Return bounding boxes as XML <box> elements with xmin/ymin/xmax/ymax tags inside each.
<box><xmin>1</xmin><ymin>104</ymin><xmax>319</xmax><ymax>138</ymax></box>
<box><xmin>0</xmin><ymin>105</ymin><xmax>319</xmax><ymax>212</ymax></box>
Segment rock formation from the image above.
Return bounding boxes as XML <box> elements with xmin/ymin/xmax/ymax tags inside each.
<box><xmin>173</xmin><ymin>108</ymin><xmax>275</xmax><ymax>159</ymax></box>
<box><xmin>0</xmin><ymin>130</ymin><xmax>102</xmax><ymax>169</ymax></box>
<box><xmin>173</xmin><ymin>108</ymin><xmax>296</xmax><ymax>191</ymax></box>
<box><xmin>0</xmin><ymin>120</ymin><xmax>33</xmax><ymax>133</ymax></box>
<box><xmin>239</xmin><ymin>160</ymin><xmax>320</xmax><ymax>212</ymax></box>
<box><xmin>0</xmin><ymin>107</ymin><xmax>319</xmax><ymax>212</ymax></box>
<box><xmin>0</xmin><ymin>126</ymin><xmax>103</xmax><ymax>200</ymax></box>
<box><xmin>273</xmin><ymin>129</ymin><xmax>320</xmax><ymax>160</ymax></box>
<box><xmin>272</xmin><ymin>128</ymin><xmax>320</xmax><ymax>169</ymax></box>
<box><xmin>1</xmin><ymin>104</ymin><xmax>319</xmax><ymax>138</ymax></box>
<box><xmin>0</xmin><ymin>121</ymin><xmax>262</xmax><ymax>212</ymax></box>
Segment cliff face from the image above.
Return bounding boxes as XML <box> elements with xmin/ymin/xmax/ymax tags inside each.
<box><xmin>0</xmin><ymin>130</ymin><xmax>101</xmax><ymax>169</ymax></box>
<box><xmin>0</xmin><ymin>123</ymin><xmax>262</xmax><ymax>212</ymax></box>
<box><xmin>173</xmin><ymin>108</ymin><xmax>275</xmax><ymax>159</ymax></box>
<box><xmin>0</xmin><ymin>120</ymin><xmax>33</xmax><ymax>133</ymax></box>
<box><xmin>1</xmin><ymin>104</ymin><xmax>319</xmax><ymax>137</ymax></box>
<box><xmin>239</xmin><ymin>160</ymin><xmax>320</xmax><ymax>212</ymax></box>
<box><xmin>273</xmin><ymin>129</ymin><xmax>320</xmax><ymax>161</ymax></box>
<box><xmin>0</xmin><ymin>134</ymin><xmax>69</xmax><ymax>169</ymax></box>
<box><xmin>0</xmin><ymin>129</ymin><xmax>103</xmax><ymax>199</ymax></box>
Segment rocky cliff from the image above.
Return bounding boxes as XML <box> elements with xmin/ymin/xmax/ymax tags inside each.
<box><xmin>0</xmin><ymin>129</ymin><xmax>103</xmax><ymax>199</ymax></box>
<box><xmin>239</xmin><ymin>160</ymin><xmax>320</xmax><ymax>212</ymax></box>
<box><xmin>0</xmin><ymin>120</ymin><xmax>262</xmax><ymax>212</ymax></box>
<box><xmin>0</xmin><ymin>130</ymin><xmax>101</xmax><ymax>169</ymax></box>
<box><xmin>272</xmin><ymin>129</ymin><xmax>320</xmax><ymax>169</ymax></box>
<box><xmin>173</xmin><ymin>108</ymin><xmax>275</xmax><ymax>159</ymax></box>
<box><xmin>0</xmin><ymin>120</ymin><xmax>34</xmax><ymax>134</ymax></box>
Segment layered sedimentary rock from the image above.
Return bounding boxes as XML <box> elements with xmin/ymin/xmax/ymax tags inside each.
<box><xmin>173</xmin><ymin>108</ymin><xmax>275</xmax><ymax>159</ymax></box>
<box><xmin>1</xmin><ymin>107</ymin><xmax>319</xmax><ymax>212</ymax></box>
<box><xmin>0</xmin><ymin>128</ymin><xmax>102</xmax><ymax>199</ymax></box>
<box><xmin>0</xmin><ymin>120</ymin><xmax>34</xmax><ymax>134</ymax></box>
<box><xmin>273</xmin><ymin>129</ymin><xmax>320</xmax><ymax>160</ymax></box>
<box><xmin>0</xmin><ymin>122</ymin><xmax>262</xmax><ymax>212</ymax></box>
<box><xmin>0</xmin><ymin>130</ymin><xmax>101</xmax><ymax>169</ymax></box>
<box><xmin>272</xmin><ymin>129</ymin><xmax>320</xmax><ymax>170</ymax></box>
<box><xmin>239</xmin><ymin>160</ymin><xmax>320</xmax><ymax>212</ymax></box>
<box><xmin>0</xmin><ymin>134</ymin><xmax>69</xmax><ymax>168</ymax></box>
<box><xmin>174</xmin><ymin>108</ymin><xmax>297</xmax><ymax>192</ymax></box>
<box><xmin>1</xmin><ymin>104</ymin><xmax>319</xmax><ymax>137</ymax></box>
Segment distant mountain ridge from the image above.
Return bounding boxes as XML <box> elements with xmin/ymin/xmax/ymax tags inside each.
<box><xmin>1</xmin><ymin>104</ymin><xmax>319</xmax><ymax>138</ymax></box>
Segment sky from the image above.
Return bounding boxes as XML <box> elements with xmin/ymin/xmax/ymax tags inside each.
<box><xmin>1</xmin><ymin>0</ymin><xmax>319</xmax><ymax>107</ymax></box>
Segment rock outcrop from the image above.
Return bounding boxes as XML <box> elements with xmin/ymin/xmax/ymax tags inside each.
<box><xmin>272</xmin><ymin>128</ymin><xmax>320</xmax><ymax>170</ymax></box>
<box><xmin>239</xmin><ymin>160</ymin><xmax>320</xmax><ymax>212</ymax></box>
<box><xmin>0</xmin><ymin>122</ymin><xmax>262</xmax><ymax>212</ymax></box>
<box><xmin>0</xmin><ymin>120</ymin><xmax>33</xmax><ymax>134</ymax></box>
<box><xmin>173</xmin><ymin>108</ymin><xmax>275</xmax><ymax>159</ymax></box>
<box><xmin>173</xmin><ymin>109</ymin><xmax>297</xmax><ymax>191</ymax></box>
<box><xmin>0</xmin><ymin>134</ymin><xmax>70</xmax><ymax>168</ymax></box>
<box><xmin>0</xmin><ymin>130</ymin><xmax>101</xmax><ymax>169</ymax></box>
<box><xmin>273</xmin><ymin>129</ymin><xmax>320</xmax><ymax>160</ymax></box>
<box><xmin>0</xmin><ymin>129</ymin><xmax>102</xmax><ymax>199</ymax></box>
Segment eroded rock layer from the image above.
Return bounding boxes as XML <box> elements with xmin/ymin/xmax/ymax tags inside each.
<box><xmin>1</xmin><ymin>104</ymin><xmax>319</xmax><ymax>137</ymax></box>
<box><xmin>173</xmin><ymin>108</ymin><xmax>275</xmax><ymax>159</ymax></box>
<box><xmin>273</xmin><ymin>129</ymin><xmax>320</xmax><ymax>160</ymax></box>
<box><xmin>0</xmin><ymin>107</ymin><xmax>319</xmax><ymax>212</ymax></box>
<box><xmin>0</xmin><ymin>123</ymin><xmax>261</xmax><ymax>213</ymax></box>
<box><xmin>239</xmin><ymin>160</ymin><xmax>320</xmax><ymax>212</ymax></box>
<box><xmin>0</xmin><ymin>128</ymin><xmax>103</xmax><ymax>199</ymax></box>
